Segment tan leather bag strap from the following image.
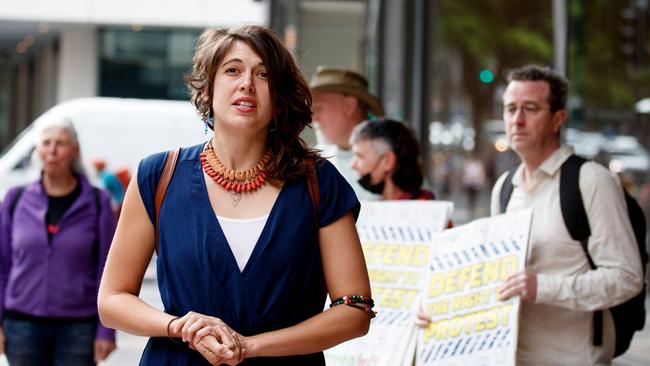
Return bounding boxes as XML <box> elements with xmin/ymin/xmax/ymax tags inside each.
<box><xmin>154</xmin><ymin>148</ymin><xmax>180</xmax><ymax>255</ymax></box>
<box><xmin>306</xmin><ymin>158</ymin><xmax>320</xmax><ymax>228</ymax></box>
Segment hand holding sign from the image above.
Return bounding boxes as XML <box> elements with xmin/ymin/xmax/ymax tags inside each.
<box><xmin>498</xmin><ymin>269</ymin><xmax>537</xmax><ymax>302</ymax></box>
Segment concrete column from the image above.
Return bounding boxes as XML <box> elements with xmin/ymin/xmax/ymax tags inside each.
<box><xmin>16</xmin><ymin>62</ymin><xmax>30</xmax><ymax>131</ymax></box>
<box><xmin>57</xmin><ymin>25</ymin><xmax>98</xmax><ymax>103</ymax></box>
<box><xmin>380</xmin><ymin>0</ymin><xmax>406</xmax><ymax>119</ymax></box>
<box><xmin>409</xmin><ymin>0</ymin><xmax>432</xmax><ymax>143</ymax></box>
<box><xmin>33</xmin><ymin>41</ymin><xmax>57</xmax><ymax>116</ymax></box>
<box><xmin>408</xmin><ymin>0</ymin><xmax>433</xmax><ymax>182</ymax></box>
<box><xmin>553</xmin><ymin>0</ymin><xmax>568</xmax><ymax>76</ymax></box>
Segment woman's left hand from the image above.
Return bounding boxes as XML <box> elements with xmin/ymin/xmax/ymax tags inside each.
<box><xmin>171</xmin><ymin>312</ymin><xmax>244</xmax><ymax>363</ymax></box>
<box><xmin>196</xmin><ymin>332</ymin><xmax>246</xmax><ymax>365</ymax></box>
<box><xmin>94</xmin><ymin>339</ymin><xmax>116</xmax><ymax>362</ymax></box>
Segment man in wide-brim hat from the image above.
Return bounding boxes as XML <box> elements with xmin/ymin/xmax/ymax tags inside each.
<box><xmin>310</xmin><ymin>66</ymin><xmax>385</xmax><ymax>200</ymax></box>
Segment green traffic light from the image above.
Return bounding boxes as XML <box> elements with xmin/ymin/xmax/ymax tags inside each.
<box><xmin>479</xmin><ymin>69</ymin><xmax>495</xmax><ymax>84</ymax></box>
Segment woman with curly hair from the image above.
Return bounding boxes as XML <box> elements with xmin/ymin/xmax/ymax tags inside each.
<box><xmin>98</xmin><ymin>25</ymin><xmax>373</xmax><ymax>365</ymax></box>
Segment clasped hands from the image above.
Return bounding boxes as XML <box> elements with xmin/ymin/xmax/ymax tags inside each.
<box><xmin>168</xmin><ymin>312</ymin><xmax>246</xmax><ymax>365</ymax></box>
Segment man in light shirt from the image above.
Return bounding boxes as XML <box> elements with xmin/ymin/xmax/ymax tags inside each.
<box><xmin>310</xmin><ymin>67</ymin><xmax>384</xmax><ymax>200</ymax></box>
<box><xmin>492</xmin><ymin>64</ymin><xmax>643</xmax><ymax>365</ymax></box>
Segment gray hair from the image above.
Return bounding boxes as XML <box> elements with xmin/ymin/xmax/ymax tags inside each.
<box><xmin>33</xmin><ymin>118</ymin><xmax>86</xmax><ymax>175</ymax></box>
<box><xmin>350</xmin><ymin>120</ymin><xmax>391</xmax><ymax>156</ymax></box>
<box><xmin>350</xmin><ymin>117</ymin><xmax>425</xmax><ymax>192</ymax></box>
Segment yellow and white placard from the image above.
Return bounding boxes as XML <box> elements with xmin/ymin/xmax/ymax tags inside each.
<box><xmin>416</xmin><ymin>209</ymin><xmax>532</xmax><ymax>366</ymax></box>
<box><xmin>325</xmin><ymin>200</ymin><xmax>453</xmax><ymax>366</ymax></box>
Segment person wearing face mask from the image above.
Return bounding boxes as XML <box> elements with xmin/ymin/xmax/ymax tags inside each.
<box><xmin>350</xmin><ymin>118</ymin><xmax>435</xmax><ymax>200</ymax></box>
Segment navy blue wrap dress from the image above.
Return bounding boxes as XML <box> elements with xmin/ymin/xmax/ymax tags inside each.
<box><xmin>136</xmin><ymin>143</ymin><xmax>360</xmax><ymax>365</ymax></box>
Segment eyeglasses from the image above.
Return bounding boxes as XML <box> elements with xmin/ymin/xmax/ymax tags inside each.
<box><xmin>503</xmin><ymin>104</ymin><xmax>549</xmax><ymax>118</ymax></box>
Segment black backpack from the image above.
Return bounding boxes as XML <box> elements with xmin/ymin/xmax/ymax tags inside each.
<box><xmin>499</xmin><ymin>154</ymin><xmax>648</xmax><ymax>357</ymax></box>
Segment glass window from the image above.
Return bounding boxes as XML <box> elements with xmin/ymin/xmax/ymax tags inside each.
<box><xmin>99</xmin><ymin>27</ymin><xmax>199</xmax><ymax>100</ymax></box>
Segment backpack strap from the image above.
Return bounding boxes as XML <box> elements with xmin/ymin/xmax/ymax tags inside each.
<box><xmin>92</xmin><ymin>187</ymin><xmax>101</xmax><ymax>211</ymax></box>
<box><xmin>8</xmin><ymin>186</ymin><xmax>26</xmax><ymax>221</ymax></box>
<box><xmin>91</xmin><ymin>187</ymin><xmax>102</xmax><ymax>268</ymax></box>
<box><xmin>559</xmin><ymin>154</ymin><xmax>604</xmax><ymax>346</ymax></box>
<box><xmin>560</xmin><ymin>155</ymin><xmax>591</xmax><ymax>245</ymax></box>
<box><xmin>499</xmin><ymin>169</ymin><xmax>516</xmax><ymax>214</ymax></box>
<box><xmin>154</xmin><ymin>148</ymin><xmax>181</xmax><ymax>255</ymax></box>
<box><xmin>622</xmin><ymin>189</ymin><xmax>648</xmax><ymax>267</ymax></box>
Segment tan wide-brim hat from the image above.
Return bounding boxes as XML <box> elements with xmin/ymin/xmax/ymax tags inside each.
<box><xmin>309</xmin><ymin>66</ymin><xmax>385</xmax><ymax>117</ymax></box>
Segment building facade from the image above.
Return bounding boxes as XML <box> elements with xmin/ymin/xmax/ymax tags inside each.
<box><xmin>0</xmin><ymin>0</ymin><xmax>268</xmax><ymax>148</ymax></box>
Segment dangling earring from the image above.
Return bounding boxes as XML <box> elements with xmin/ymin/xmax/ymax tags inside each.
<box><xmin>269</xmin><ymin>120</ymin><xmax>276</xmax><ymax>133</ymax></box>
<box><xmin>203</xmin><ymin>110</ymin><xmax>214</xmax><ymax>135</ymax></box>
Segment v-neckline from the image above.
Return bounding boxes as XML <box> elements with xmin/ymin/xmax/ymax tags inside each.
<box><xmin>197</xmin><ymin>162</ymin><xmax>287</xmax><ymax>278</ymax></box>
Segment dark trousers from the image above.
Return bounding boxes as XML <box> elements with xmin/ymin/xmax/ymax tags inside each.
<box><xmin>4</xmin><ymin>317</ymin><xmax>96</xmax><ymax>366</ymax></box>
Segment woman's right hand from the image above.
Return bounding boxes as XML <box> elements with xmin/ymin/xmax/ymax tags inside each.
<box><xmin>169</xmin><ymin>312</ymin><xmax>244</xmax><ymax>365</ymax></box>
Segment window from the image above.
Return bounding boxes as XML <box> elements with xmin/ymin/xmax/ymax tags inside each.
<box><xmin>100</xmin><ymin>27</ymin><xmax>198</xmax><ymax>100</ymax></box>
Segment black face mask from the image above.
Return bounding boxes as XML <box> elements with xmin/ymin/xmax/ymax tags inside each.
<box><xmin>358</xmin><ymin>173</ymin><xmax>385</xmax><ymax>194</ymax></box>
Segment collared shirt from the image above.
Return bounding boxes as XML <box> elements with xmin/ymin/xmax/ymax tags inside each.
<box><xmin>0</xmin><ymin>175</ymin><xmax>116</xmax><ymax>340</ymax></box>
<box><xmin>490</xmin><ymin>145</ymin><xmax>643</xmax><ymax>365</ymax></box>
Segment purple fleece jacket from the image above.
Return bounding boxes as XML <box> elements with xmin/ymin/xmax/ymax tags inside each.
<box><xmin>0</xmin><ymin>174</ymin><xmax>116</xmax><ymax>340</ymax></box>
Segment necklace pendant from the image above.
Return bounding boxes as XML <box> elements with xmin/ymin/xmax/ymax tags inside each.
<box><xmin>230</xmin><ymin>191</ymin><xmax>241</xmax><ymax>207</ymax></box>
<box><xmin>201</xmin><ymin>141</ymin><xmax>271</xmax><ymax>199</ymax></box>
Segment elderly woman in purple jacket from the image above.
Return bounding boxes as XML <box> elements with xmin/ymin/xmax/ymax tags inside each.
<box><xmin>0</xmin><ymin>119</ymin><xmax>116</xmax><ymax>365</ymax></box>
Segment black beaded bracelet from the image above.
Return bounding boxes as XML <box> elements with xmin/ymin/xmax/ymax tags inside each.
<box><xmin>330</xmin><ymin>295</ymin><xmax>375</xmax><ymax>308</ymax></box>
<box><xmin>166</xmin><ymin>317</ymin><xmax>182</xmax><ymax>344</ymax></box>
<box><xmin>330</xmin><ymin>295</ymin><xmax>376</xmax><ymax>318</ymax></box>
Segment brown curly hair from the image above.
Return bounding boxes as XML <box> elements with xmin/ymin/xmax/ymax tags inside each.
<box><xmin>185</xmin><ymin>25</ymin><xmax>320</xmax><ymax>184</ymax></box>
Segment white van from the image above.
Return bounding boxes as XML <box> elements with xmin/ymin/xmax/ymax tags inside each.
<box><xmin>0</xmin><ymin>97</ymin><xmax>206</xmax><ymax>198</ymax></box>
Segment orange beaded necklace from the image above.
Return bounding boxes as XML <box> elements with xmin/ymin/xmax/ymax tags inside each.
<box><xmin>200</xmin><ymin>142</ymin><xmax>271</xmax><ymax>206</ymax></box>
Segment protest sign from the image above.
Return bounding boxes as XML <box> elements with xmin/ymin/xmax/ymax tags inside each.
<box><xmin>325</xmin><ymin>200</ymin><xmax>453</xmax><ymax>366</ymax></box>
<box><xmin>416</xmin><ymin>209</ymin><xmax>532</xmax><ymax>366</ymax></box>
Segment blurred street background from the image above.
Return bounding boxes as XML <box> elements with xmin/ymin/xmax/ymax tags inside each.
<box><xmin>0</xmin><ymin>0</ymin><xmax>649</xmax><ymax>365</ymax></box>
<box><xmin>2</xmin><ymin>0</ymin><xmax>649</xmax><ymax>220</ymax></box>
